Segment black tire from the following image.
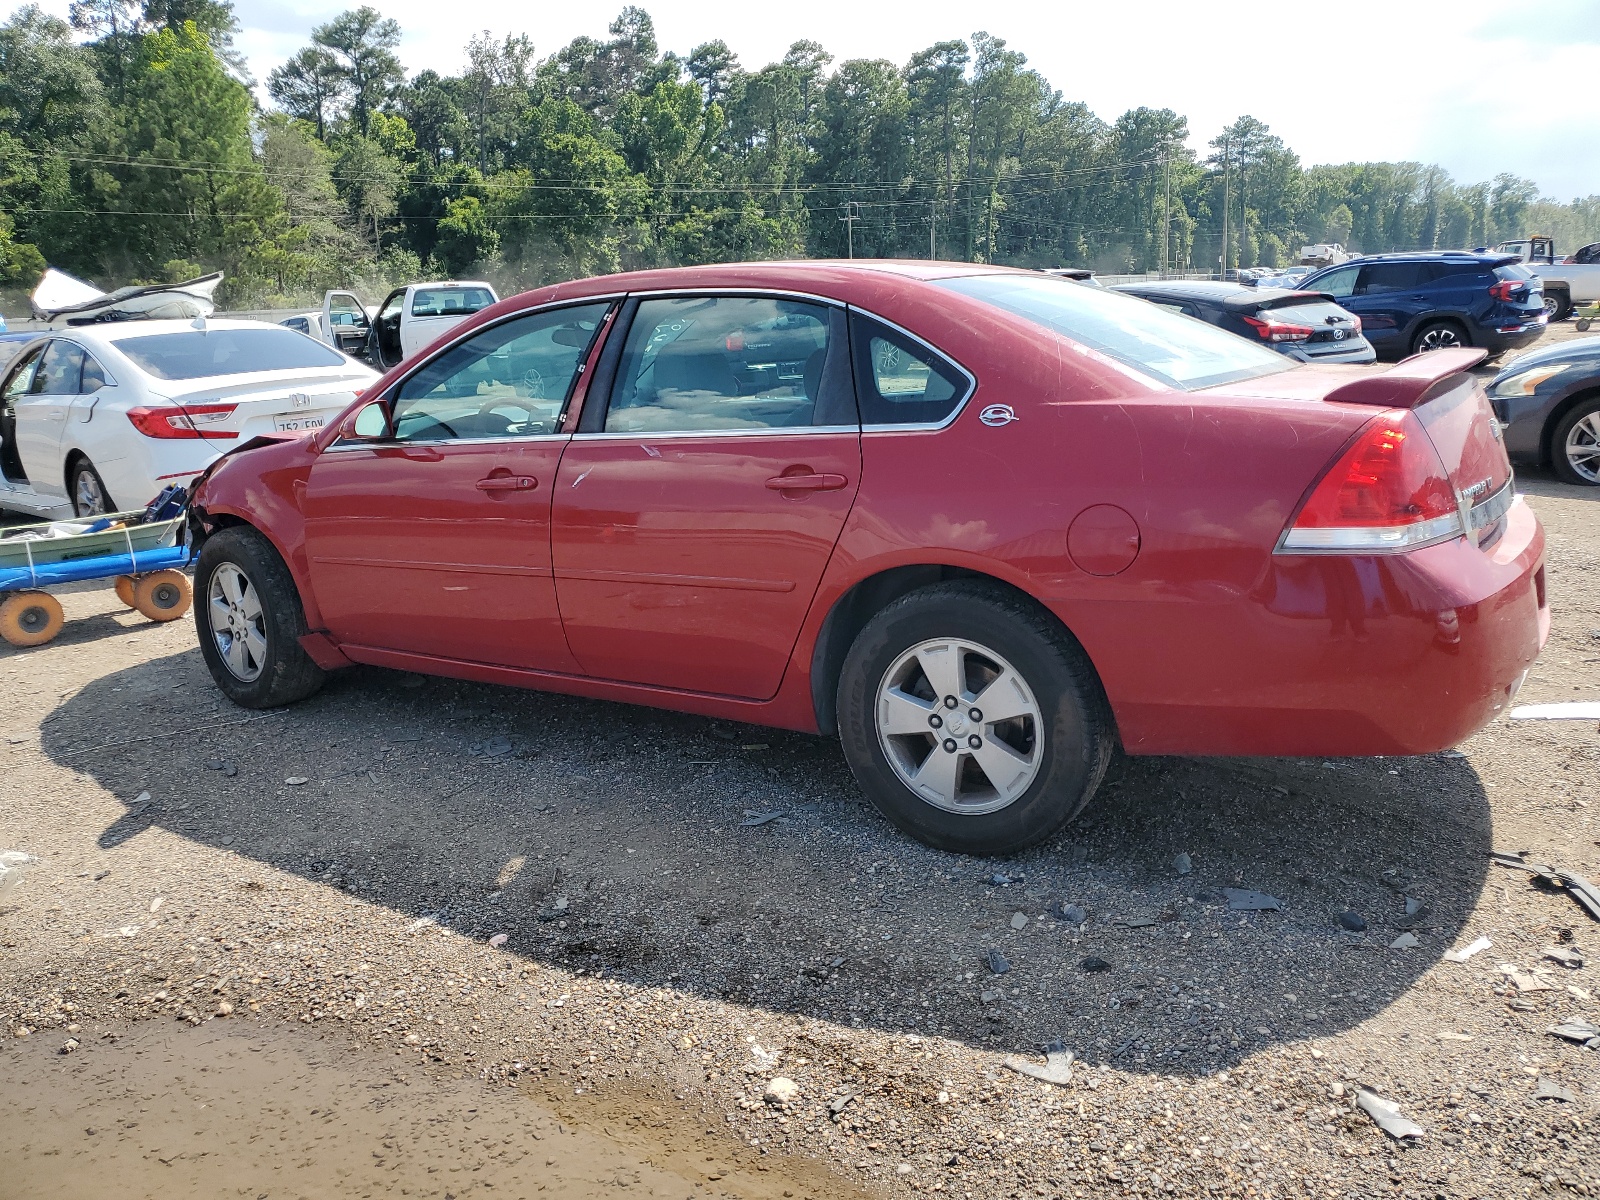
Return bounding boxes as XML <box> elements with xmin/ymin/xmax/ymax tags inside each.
<box><xmin>69</xmin><ymin>458</ymin><xmax>114</xmax><ymax>517</ymax></box>
<box><xmin>1544</xmin><ymin>291</ymin><xmax>1572</xmax><ymax>323</ymax></box>
<box><xmin>1410</xmin><ymin>320</ymin><xmax>1471</xmax><ymax>356</ymax></box>
<box><xmin>835</xmin><ymin>580</ymin><xmax>1114</xmax><ymax>855</ymax></box>
<box><xmin>194</xmin><ymin>525</ymin><xmax>326</xmax><ymax>708</ymax></box>
<box><xmin>1550</xmin><ymin>395</ymin><xmax>1600</xmax><ymax>487</ymax></box>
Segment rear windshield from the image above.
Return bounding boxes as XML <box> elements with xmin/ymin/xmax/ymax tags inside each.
<box><xmin>411</xmin><ymin>287</ymin><xmax>495</xmax><ymax>317</ymax></box>
<box><xmin>937</xmin><ymin>274</ymin><xmax>1291</xmax><ymax>391</ymax></box>
<box><xmin>1257</xmin><ymin>297</ymin><xmax>1351</xmax><ymax>323</ymax></box>
<box><xmin>116</xmin><ymin>328</ymin><xmax>346</xmax><ymax>380</ymax></box>
<box><xmin>1494</xmin><ymin>264</ymin><xmax>1536</xmax><ymax>282</ymax></box>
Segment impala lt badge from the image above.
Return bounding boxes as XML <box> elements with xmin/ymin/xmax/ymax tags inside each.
<box><xmin>979</xmin><ymin>404</ymin><xmax>1018</xmax><ymax>427</ymax></box>
<box><xmin>1458</xmin><ymin>477</ymin><xmax>1491</xmax><ymax>502</ymax></box>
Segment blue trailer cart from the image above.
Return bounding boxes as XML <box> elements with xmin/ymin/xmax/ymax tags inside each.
<box><xmin>0</xmin><ymin>510</ymin><xmax>192</xmax><ymax>647</ymax></box>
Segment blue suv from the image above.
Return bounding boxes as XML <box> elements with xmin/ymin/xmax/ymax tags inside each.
<box><xmin>1298</xmin><ymin>252</ymin><xmax>1546</xmax><ymax>360</ymax></box>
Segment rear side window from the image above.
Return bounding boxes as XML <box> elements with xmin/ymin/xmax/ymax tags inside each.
<box><xmin>850</xmin><ymin>313</ymin><xmax>970</xmax><ymax>426</ymax></box>
<box><xmin>1358</xmin><ymin>263</ymin><xmax>1431</xmax><ymax>293</ymax></box>
<box><xmin>411</xmin><ymin>287</ymin><xmax>496</xmax><ymax>317</ymax></box>
<box><xmin>937</xmin><ymin>273</ymin><xmax>1289</xmax><ymax>391</ymax></box>
<box><xmin>116</xmin><ymin>328</ymin><xmax>346</xmax><ymax>380</ymax></box>
<box><xmin>1494</xmin><ymin>263</ymin><xmax>1535</xmax><ymax>282</ymax></box>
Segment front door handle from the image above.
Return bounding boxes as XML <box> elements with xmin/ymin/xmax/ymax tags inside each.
<box><xmin>765</xmin><ymin>472</ymin><xmax>848</xmax><ymax>492</ymax></box>
<box><xmin>477</xmin><ymin>475</ymin><xmax>538</xmax><ymax>492</ymax></box>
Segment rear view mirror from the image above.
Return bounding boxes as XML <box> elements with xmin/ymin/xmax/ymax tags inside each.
<box><xmin>552</xmin><ymin>324</ymin><xmax>593</xmax><ymax>348</ymax></box>
<box><xmin>349</xmin><ymin>400</ymin><xmax>391</xmax><ymax>440</ymax></box>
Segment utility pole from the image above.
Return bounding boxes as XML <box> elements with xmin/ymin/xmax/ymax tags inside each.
<box><xmin>840</xmin><ymin>201</ymin><xmax>859</xmax><ymax>259</ymax></box>
<box><xmin>1220</xmin><ymin>137</ymin><xmax>1231</xmax><ymax>281</ymax></box>
<box><xmin>929</xmin><ymin>199</ymin><xmax>937</xmax><ymax>260</ymax></box>
<box><xmin>1162</xmin><ymin>142</ymin><xmax>1171</xmax><ymax>277</ymax></box>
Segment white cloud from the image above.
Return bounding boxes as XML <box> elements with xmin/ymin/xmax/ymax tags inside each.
<box><xmin>17</xmin><ymin>0</ymin><xmax>1599</xmax><ymax>197</ymax></box>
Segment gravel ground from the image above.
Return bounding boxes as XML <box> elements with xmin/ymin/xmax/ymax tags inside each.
<box><xmin>1</xmin><ymin>328</ymin><xmax>1597</xmax><ymax>1199</ymax></box>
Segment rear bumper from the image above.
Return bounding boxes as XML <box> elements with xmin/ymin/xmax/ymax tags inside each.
<box><xmin>1475</xmin><ymin>318</ymin><xmax>1548</xmax><ymax>355</ymax></box>
<box><xmin>1101</xmin><ymin>497</ymin><xmax>1548</xmax><ymax>757</ymax></box>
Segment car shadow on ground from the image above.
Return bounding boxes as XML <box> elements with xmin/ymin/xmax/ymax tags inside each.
<box><xmin>45</xmin><ymin>649</ymin><xmax>1493</xmax><ymax>1078</ymax></box>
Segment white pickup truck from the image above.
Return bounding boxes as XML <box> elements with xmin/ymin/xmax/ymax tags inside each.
<box><xmin>283</xmin><ymin>281</ymin><xmax>499</xmax><ymax>369</ymax></box>
<box><xmin>1494</xmin><ymin>238</ymin><xmax>1600</xmax><ymax>321</ymax></box>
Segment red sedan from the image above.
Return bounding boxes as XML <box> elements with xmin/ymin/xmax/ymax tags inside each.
<box><xmin>188</xmin><ymin>262</ymin><xmax>1547</xmax><ymax>854</ymax></box>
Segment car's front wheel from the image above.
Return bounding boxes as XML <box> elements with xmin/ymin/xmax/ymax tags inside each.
<box><xmin>1551</xmin><ymin>395</ymin><xmax>1600</xmax><ymax>486</ymax></box>
<box><xmin>194</xmin><ymin>526</ymin><xmax>326</xmax><ymax>708</ymax></box>
<box><xmin>835</xmin><ymin>581</ymin><xmax>1114</xmax><ymax>855</ymax></box>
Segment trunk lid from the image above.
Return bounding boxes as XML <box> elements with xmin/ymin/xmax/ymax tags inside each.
<box><xmin>152</xmin><ymin>369</ymin><xmax>370</xmax><ymax>440</ymax></box>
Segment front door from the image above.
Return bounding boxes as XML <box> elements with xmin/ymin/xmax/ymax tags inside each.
<box><xmin>551</xmin><ymin>294</ymin><xmax>860</xmax><ymax>700</ymax></box>
<box><xmin>0</xmin><ymin>343</ymin><xmax>45</xmax><ymax>485</ymax></box>
<box><xmin>303</xmin><ymin>301</ymin><xmax>614</xmax><ymax>670</ymax></box>
<box><xmin>322</xmin><ymin>290</ymin><xmax>371</xmax><ymax>357</ymax></box>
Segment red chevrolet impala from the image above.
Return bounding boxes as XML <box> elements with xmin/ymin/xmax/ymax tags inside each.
<box><xmin>188</xmin><ymin>262</ymin><xmax>1547</xmax><ymax>853</ymax></box>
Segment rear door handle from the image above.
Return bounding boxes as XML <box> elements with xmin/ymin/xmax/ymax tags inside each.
<box><xmin>765</xmin><ymin>472</ymin><xmax>848</xmax><ymax>492</ymax></box>
<box><xmin>477</xmin><ymin>475</ymin><xmax>538</xmax><ymax>492</ymax></box>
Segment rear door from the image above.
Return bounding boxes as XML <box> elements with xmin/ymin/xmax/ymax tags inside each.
<box><xmin>551</xmin><ymin>293</ymin><xmax>860</xmax><ymax>699</ymax></box>
<box><xmin>14</xmin><ymin>339</ymin><xmax>84</xmax><ymax>496</ymax></box>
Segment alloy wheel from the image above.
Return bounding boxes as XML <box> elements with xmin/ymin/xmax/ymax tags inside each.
<box><xmin>74</xmin><ymin>470</ymin><xmax>107</xmax><ymax>516</ymax></box>
<box><xmin>1416</xmin><ymin>326</ymin><xmax>1463</xmax><ymax>352</ymax></box>
<box><xmin>208</xmin><ymin>563</ymin><xmax>268</xmax><ymax>682</ymax></box>
<box><xmin>1565</xmin><ymin>412</ymin><xmax>1600</xmax><ymax>483</ymax></box>
<box><xmin>875</xmin><ymin>637</ymin><xmax>1043</xmax><ymax>815</ymax></box>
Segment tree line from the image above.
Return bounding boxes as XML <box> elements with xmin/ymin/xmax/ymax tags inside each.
<box><xmin>2</xmin><ymin>0</ymin><xmax>1598</xmax><ymax>309</ymax></box>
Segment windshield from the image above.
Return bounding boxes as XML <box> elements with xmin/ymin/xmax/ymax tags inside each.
<box><xmin>116</xmin><ymin>328</ymin><xmax>347</xmax><ymax>380</ymax></box>
<box><xmin>937</xmin><ymin>273</ymin><xmax>1293</xmax><ymax>390</ymax></box>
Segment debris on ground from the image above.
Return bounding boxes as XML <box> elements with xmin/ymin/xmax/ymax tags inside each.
<box><xmin>0</xmin><ymin>851</ymin><xmax>38</xmax><ymax>901</ymax></box>
<box><xmin>1501</xmin><ymin>964</ymin><xmax>1554</xmax><ymax>992</ymax></box>
<box><xmin>1444</xmin><ymin>935</ymin><xmax>1493</xmax><ymax>963</ymax></box>
<box><xmin>488</xmin><ymin>933</ymin><xmax>509</xmax><ymax>947</ymax></box>
<box><xmin>763</xmin><ymin>1077</ymin><xmax>799</xmax><ymax>1107</ymax></box>
<box><xmin>1544</xmin><ymin>945</ymin><xmax>1585</xmax><ymax>969</ymax></box>
<box><xmin>1492</xmin><ymin>851</ymin><xmax>1600</xmax><ymax>921</ymax></box>
<box><xmin>1173</xmin><ymin>852</ymin><xmax>1192</xmax><ymax>876</ymax></box>
<box><xmin>1080</xmin><ymin>956</ymin><xmax>1111</xmax><ymax>973</ymax></box>
<box><xmin>1405</xmin><ymin>897</ymin><xmax>1425</xmax><ymax>916</ymax></box>
<box><xmin>1223</xmin><ymin>888</ymin><xmax>1282</xmax><ymax>911</ymax></box>
<box><xmin>827</xmin><ymin>1092</ymin><xmax>855</xmax><ymax>1120</ymax></box>
<box><xmin>1390</xmin><ymin>933</ymin><xmax>1420</xmax><ymax>949</ymax></box>
<box><xmin>987</xmin><ymin>873</ymin><xmax>1016</xmax><ymax>887</ymax></box>
<box><xmin>1548</xmin><ymin>1018</ymin><xmax>1600</xmax><ymax>1049</ymax></box>
<box><xmin>1508</xmin><ymin>702</ymin><xmax>1600</xmax><ymax>720</ymax></box>
<box><xmin>469</xmin><ymin>735</ymin><xmax>515</xmax><ymax>759</ymax></box>
<box><xmin>739</xmin><ymin>811</ymin><xmax>786</xmax><ymax>827</ymax></box>
<box><xmin>1115</xmin><ymin>916</ymin><xmax>1157</xmax><ymax>928</ymax></box>
<box><xmin>984</xmin><ymin>949</ymin><xmax>1011</xmax><ymax>975</ymax></box>
<box><xmin>1338</xmin><ymin>911</ymin><xmax>1367</xmax><ymax>932</ymax></box>
<box><xmin>1354</xmin><ymin>1089</ymin><xmax>1425</xmax><ymax>1140</ymax></box>
<box><xmin>1049</xmin><ymin>900</ymin><xmax>1086</xmax><ymax>924</ymax></box>
<box><xmin>1009</xmin><ymin>912</ymin><xmax>1027</xmax><ymax>930</ymax></box>
<box><xmin>1002</xmin><ymin>1041</ymin><xmax>1075</xmax><ymax>1086</ymax></box>
<box><xmin>537</xmin><ymin>896</ymin><xmax>570</xmax><ymax>922</ymax></box>
<box><xmin>1534</xmin><ymin>1078</ymin><xmax>1577</xmax><ymax>1102</ymax></box>
<box><xmin>285</xmin><ymin>776</ymin><xmax>309</xmax><ymax>786</ymax></box>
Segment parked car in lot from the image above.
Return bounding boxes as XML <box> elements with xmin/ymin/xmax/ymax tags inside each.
<box><xmin>1298</xmin><ymin>252</ymin><xmax>1546</xmax><ymax>360</ymax></box>
<box><xmin>1488</xmin><ymin>335</ymin><xmax>1600</xmax><ymax>485</ymax></box>
<box><xmin>1255</xmin><ymin>265</ymin><xmax>1314</xmax><ymax>289</ymax></box>
<box><xmin>188</xmin><ymin>262</ymin><xmax>1546</xmax><ymax>855</ymax></box>
<box><xmin>288</xmin><ymin>282</ymin><xmax>499</xmax><ymax>370</ymax></box>
<box><xmin>1493</xmin><ymin>236</ymin><xmax>1600</xmax><ymax>321</ymax></box>
<box><xmin>0</xmin><ymin>320</ymin><xmax>375</xmax><ymax>518</ymax></box>
<box><xmin>1111</xmin><ymin>281</ymin><xmax>1374</xmax><ymax>363</ymax></box>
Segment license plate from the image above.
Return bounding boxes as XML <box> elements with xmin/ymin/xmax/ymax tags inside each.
<box><xmin>273</xmin><ymin>413</ymin><xmax>328</xmax><ymax>433</ymax></box>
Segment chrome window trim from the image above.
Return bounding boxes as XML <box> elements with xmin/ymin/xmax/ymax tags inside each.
<box><xmin>573</xmin><ymin>425</ymin><xmax>859</xmax><ymax>442</ymax></box>
<box><xmin>624</xmin><ymin>286</ymin><xmax>845</xmax><ymax>308</ymax></box>
<box><xmin>321</xmin><ymin>432</ymin><xmax>574</xmax><ymax>453</ymax></box>
<box><xmin>848</xmin><ymin>307</ymin><xmax>978</xmax><ymax>433</ymax></box>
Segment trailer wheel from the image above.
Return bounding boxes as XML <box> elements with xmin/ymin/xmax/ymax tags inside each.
<box><xmin>132</xmin><ymin>570</ymin><xmax>192</xmax><ymax>622</ymax></box>
<box><xmin>0</xmin><ymin>591</ymin><xmax>65</xmax><ymax>647</ymax></box>
<box><xmin>114</xmin><ymin>575</ymin><xmax>137</xmax><ymax>609</ymax></box>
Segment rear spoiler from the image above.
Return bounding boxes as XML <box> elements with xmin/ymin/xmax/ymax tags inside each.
<box><xmin>1322</xmin><ymin>347</ymin><xmax>1487</xmax><ymax>409</ymax></box>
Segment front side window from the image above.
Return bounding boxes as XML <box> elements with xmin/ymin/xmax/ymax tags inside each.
<box><xmin>937</xmin><ymin>273</ymin><xmax>1290</xmax><ymax>392</ymax></box>
<box><xmin>390</xmin><ymin>302</ymin><xmax>611</xmax><ymax>442</ymax></box>
<box><xmin>116</xmin><ymin>329</ymin><xmax>345</xmax><ymax>380</ymax></box>
<box><xmin>850</xmin><ymin>313</ymin><xmax>968</xmax><ymax>426</ymax></box>
<box><xmin>411</xmin><ymin>286</ymin><xmax>495</xmax><ymax>317</ymax></box>
<box><xmin>32</xmin><ymin>341</ymin><xmax>87</xmax><ymax>394</ymax></box>
<box><xmin>604</xmin><ymin>296</ymin><xmax>834</xmax><ymax>433</ymax></box>
<box><xmin>1308</xmin><ymin>265</ymin><xmax>1358</xmax><ymax>297</ymax></box>
<box><xmin>2</xmin><ymin>346</ymin><xmax>43</xmax><ymax>403</ymax></box>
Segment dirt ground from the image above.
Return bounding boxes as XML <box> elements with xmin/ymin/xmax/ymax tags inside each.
<box><xmin>1</xmin><ymin>328</ymin><xmax>1597</xmax><ymax>1200</ymax></box>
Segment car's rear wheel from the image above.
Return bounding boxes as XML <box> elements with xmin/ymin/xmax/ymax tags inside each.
<box><xmin>1551</xmin><ymin>396</ymin><xmax>1600</xmax><ymax>486</ymax></box>
<box><xmin>70</xmin><ymin>459</ymin><xmax>113</xmax><ymax>517</ymax></box>
<box><xmin>1544</xmin><ymin>292</ymin><xmax>1572</xmax><ymax>322</ymax></box>
<box><xmin>835</xmin><ymin>580</ymin><xmax>1114</xmax><ymax>855</ymax></box>
<box><xmin>1411</xmin><ymin>320</ymin><xmax>1471</xmax><ymax>354</ymax></box>
<box><xmin>195</xmin><ymin>526</ymin><xmax>326</xmax><ymax>708</ymax></box>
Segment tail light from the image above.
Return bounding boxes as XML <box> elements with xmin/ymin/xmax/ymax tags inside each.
<box><xmin>1349</xmin><ymin>315</ymin><xmax>1362</xmax><ymax>334</ymax></box>
<box><xmin>1242</xmin><ymin>313</ymin><xmax>1313</xmax><ymax>342</ymax></box>
<box><xmin>1277</xmin><ymin>410</ymin><xmax>1463</xmax><ymax>553</ymax></box>
<box><xmin>126</xmin><ymin>404</ymin><xmax>239</xmax><ymax>440</ymax></box>
<box><xmin>1489</xmin><ymin>279</ymin><xmax>1527</xmax><ymax>302</ymax></box>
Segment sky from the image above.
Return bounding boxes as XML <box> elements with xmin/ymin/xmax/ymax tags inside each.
<box><xmin>19</xmin><ymin>0</ymin><xmax>1600</xmax><ymax>198</ymax></box>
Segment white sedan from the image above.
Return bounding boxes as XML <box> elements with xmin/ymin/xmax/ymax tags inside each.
<box><xmin>0</xmin><ymin>319</ymin><xmax>376</xmax><ymax>518</ymax></box>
